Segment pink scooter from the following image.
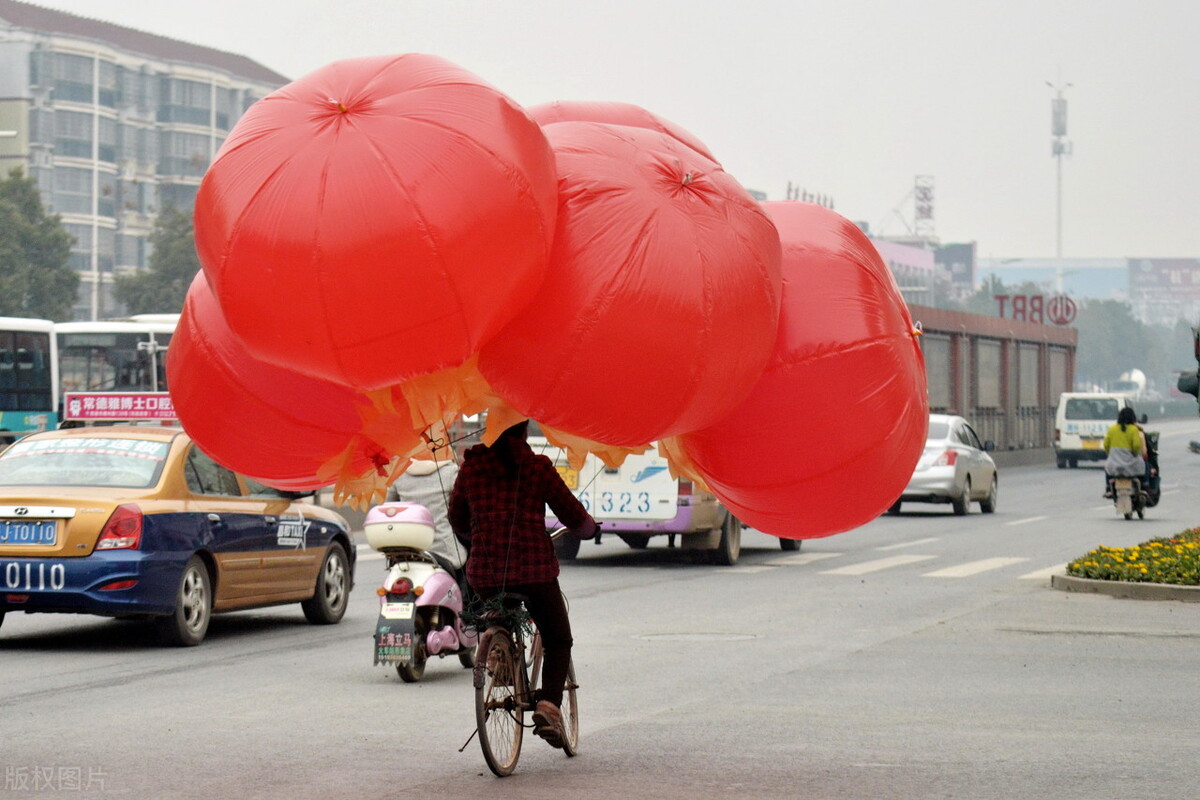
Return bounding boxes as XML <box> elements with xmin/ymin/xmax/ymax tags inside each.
<box><xmin>364</xmin><ymin>502</ymin><xmax>477</xmax><ymax>682</ymax></box>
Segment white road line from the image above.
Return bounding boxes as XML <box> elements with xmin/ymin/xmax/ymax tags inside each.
<box><xmin>877</xmin><ymin>537</ymin><xmax>940</xmax><ymax>551</ymax></box>
<box><xmin>922</xmin><ymin>557</ymin><xmax>1029</xmax><ymax>578</ymax></box>
<box><xmin>821</xmin><ymin>555</ymin><xmax>936</xmax><ymax>576</ymax></box>
<box><xmin>763</xmin><ymin>552</ymin><xmax>843</xmax><ymax>567</ymax></box>
<box><xmin>1005</xmin><ymin>516</ymin><xmax>1046</xmax><ymax>526</ymax></box>
<box><xmin>1018</xmin><ymin>563</ymin><xmax>1070</xmax><ymax>580</ymax></box>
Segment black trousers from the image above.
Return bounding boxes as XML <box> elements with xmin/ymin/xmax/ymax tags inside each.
<box><xmin>476</xmin><ymin>579</ymin><xmax>573</xmax><ymax>707</ymax></box>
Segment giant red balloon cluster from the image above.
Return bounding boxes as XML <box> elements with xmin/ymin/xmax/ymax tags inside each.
<box><xmin>174</xmin><ymin>53</ymin><xmax>927</xmax><ymax>537</ymax></box>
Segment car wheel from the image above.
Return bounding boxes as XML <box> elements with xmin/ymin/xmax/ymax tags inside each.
<box><xmin>1068</xmin><ymin>458</ymin><xmax>1078</xmax><ymax>469</ymax></box>
<box><xmin>618</xmin><ymin>533</ymin><xmax>651</xmax><ymax>550</ymax></box>
<box><xmin>709</xmin><ymin>514</ymin><xmax>742</xmax><ymax>565</ymax></box>
<box><xmin>980</xmin><ymin>476</ymin><xmax>998</xmax><ymax>514</ymax></box>
<box><xmin>554</xmin><ymin>533</ymin><xmax>582</xmax><ymax>562</ymax></box>
<box><xmin>952</xmin><ymin>479</ymin><xmax>972</xmax><ymax>516</ymax></box>
<box><xmin>302</xmin><ymin>543</ymin><xmax>350</xmax><ymax>624</ymax></box>
<box><xmin>1056</xmin><ymin>457</ymin><xmax>1066</xmax><ymax>469</ymax></box>
<box><xmin>780</xmin><ymin>538</ymin><xmax>801</xmax><ymax>551</ymax></box>
<box><xmin>155</xmin><ymin>556</ymin><xmax>212</xmax><ymax>647</ymax></box>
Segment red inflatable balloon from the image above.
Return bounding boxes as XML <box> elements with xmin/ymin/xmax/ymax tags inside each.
<box><xmin>478</xmin><ymin>121</ymin><xmax>782</xmax><ymax>446</ymax></box>
<box><xmin>194</xmin><ymin>54</ymin><xmax>558</xmax><ymax>390</ymax></box>
<box><xmin>527</xmin><ymin>100</ymin><xmax>719</xmax><ymax>163</ymax></box>
<box><xmin>677</xmin><ymin>202</ymin><xmax>928</xmax><ymax>538</ymax></box>
<box><xmin>169</xmin><ymin>274</ymin><xmax>419</xmax><ymax>492</ymax></box>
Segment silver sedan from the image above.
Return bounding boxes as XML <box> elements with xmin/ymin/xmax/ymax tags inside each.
<box><xmin>889</xmin><ymin>414</ymin><xmax>998</xmax><ymax>516</ymax></box>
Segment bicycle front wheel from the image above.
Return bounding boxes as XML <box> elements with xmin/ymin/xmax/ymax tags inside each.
<box><xmin>528</xmin><ymin>633</ymin><xmax>579</xmax><ymax>757</ymax></box>
<box><xmin>561</xmin><ymin>658</ymin><xmax>580</xmax><ymax>756</ymax></box>
<box><xmin>475</xmin><ymin>631</ymin><xmax>524</xmax><ymax>776</ymax></box>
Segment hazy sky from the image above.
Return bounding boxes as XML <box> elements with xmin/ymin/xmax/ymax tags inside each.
<box><xmin>25</xmin><ymin>0</ymin><xmax>1200</xmax><ymax>259</ymax></box>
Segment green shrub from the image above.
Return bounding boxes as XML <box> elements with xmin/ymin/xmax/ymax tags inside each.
<box><xmin>1067</xmin><ymin>527</ymin><xmax>1200</xmax><ymax>585</ymax></box>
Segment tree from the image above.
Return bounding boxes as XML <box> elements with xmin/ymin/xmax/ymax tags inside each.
<box><xmin>0</xmin><ymin>168</ymin><xmax>78</xmax><ymax>320</ymax></box>
<box><xmin>113</xmin><ymin>204</ymin><xmax>197</xmax><ymax>315</ymax></box>
<box><xmin>1072</xmin><ymin>299</ymin><xmax>1171</xmax><ymax>389</ymax></box>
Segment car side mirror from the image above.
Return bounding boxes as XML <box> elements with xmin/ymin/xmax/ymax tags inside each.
<box><xmin>983</xmin><ymin>440</ymin><xmax>995</xmax><ymax>452</ymax></box>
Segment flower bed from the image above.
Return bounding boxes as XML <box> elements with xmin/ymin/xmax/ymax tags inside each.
<box><xmin>1067</xmin><ymin>527</ymin><xmax>1200</xmax><ymax>585</ymax></box>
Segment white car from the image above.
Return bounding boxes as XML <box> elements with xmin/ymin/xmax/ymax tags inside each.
<box><xmin>889</xmin><ymin>414</ymin><xmax>998</xmax><ymax>516</ymax></box>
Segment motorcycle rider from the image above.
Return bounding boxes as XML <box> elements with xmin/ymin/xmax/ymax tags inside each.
<box><xmin>1102</xmin><ymin>406</ymin><xmax>1144</xmax><ymax>497</ymax></box>
<box><xmin>448</xmin><ymin>420</ymin><xmax>596</xmax><ymax>750</ymax></box>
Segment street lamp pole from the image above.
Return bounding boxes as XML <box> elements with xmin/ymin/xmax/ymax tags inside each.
<box><xmin>1047</xmin><ymin>79</ymin><xmax>1072</xmax><ymax>294</ymax></box>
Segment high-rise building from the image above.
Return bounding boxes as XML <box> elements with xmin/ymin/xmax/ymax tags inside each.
<box><xmin>0</xmin><ymin>0</ymin><xmax>287</xmax><ymax>319</ymax></box>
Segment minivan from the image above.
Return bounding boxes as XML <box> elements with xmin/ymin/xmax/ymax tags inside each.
<box><xmin>1054</xmin><ymin>392</ymin><xmax>1143</xmax><ymax>468</ymax></box>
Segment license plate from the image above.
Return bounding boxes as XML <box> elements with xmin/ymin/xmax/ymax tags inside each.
<box><xmin>1082</xmin><ymin>440</ymin><xmax>1101</xmax><ymax>450</ymax></box>
<box><xmin>376</xmin><ymin>645</ymin><xmax>413</xmax><ymax>661</ymax></box>
<box><xmin>1114</xmin><ymin>478</ymin><xmax>1133</xmax><ymax>489</ymax></box>
<box><xmin>0</xmin><ymin>520</ymin><xmax>57</xmax><ymax>546</ymax></box>
<box><xmin>556</xmin><ymin>465</ymin><xmax>579</xmax><ymax>490</ymax></box>
<box><xmin>382</xmin><ymin>602</ymin><xmax>414</xmax><ymax>620</ymax></box>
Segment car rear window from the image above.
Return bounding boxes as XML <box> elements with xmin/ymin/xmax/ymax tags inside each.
<box><xmin>0</xmin><ymin>436</ymin><xmax>169</xmax><ymax>488</ymax></box>
<box><xmin>1065</xmin><ymin>398</ymin><xmax>1120</xmax><ymax>421</ymax></box>
<box><xmin>927</xmin><ymin>420</ymin><xmax>950</xmax><ymax>440</ymax></box>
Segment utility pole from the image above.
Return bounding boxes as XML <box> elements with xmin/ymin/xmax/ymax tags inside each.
<box><xmin>1047</xmin><ymin>79</ymin><xmax>1073</xmax><ymax>294</ymax></box>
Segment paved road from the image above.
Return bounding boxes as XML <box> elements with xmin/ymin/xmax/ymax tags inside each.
<box><xmin>3</xmin><ymin>418</ymin><xmax>1200</xmax><ymax>798</ymax></box>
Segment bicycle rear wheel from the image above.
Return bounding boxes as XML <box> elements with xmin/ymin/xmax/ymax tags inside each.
<box><xmin>475</xmin><ymin>631</ymin><xmax>524</xmax><ymax>776</ymax></box>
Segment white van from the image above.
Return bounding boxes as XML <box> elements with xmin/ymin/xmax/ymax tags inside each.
<box><xmin>1054</xmin><ymin>392</ymin><xmax>1142</xmax><ymax>468</ymax></box>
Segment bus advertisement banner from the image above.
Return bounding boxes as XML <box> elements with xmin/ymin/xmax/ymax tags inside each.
<box><xmin>63</xmin><ymin>392</ymin><xmax>177</xmax><ymax>421</ymax></box>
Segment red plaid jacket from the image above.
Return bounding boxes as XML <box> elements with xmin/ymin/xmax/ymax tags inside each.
<box><xmin>448</xmin><ymin>442</ymin><xmax>595</xmax><ymax>589</ymax></box>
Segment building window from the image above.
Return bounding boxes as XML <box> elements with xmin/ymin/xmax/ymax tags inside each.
<box><xmin>158</xmin><ymin>77</ymin><xmax>212</xmax><ymax>126</ymax></box>
<box><xmin>49</xmin><ymin>52</ymin><xmax>93</xmax><ymax>104</ymax></box>
<box><xmin>54</xmin><ymin>167</ymin><xmax>92</xmax><ymax>214</ymax></box>
<box><xmin>54</xmin><ymin>110</ymin><xmax>92</xmax><ymax>158</ymax></box>
<box><xmin>159</xmin><ymin>131</ymin><xmax>211</xmax><ymax>176</ymax></box>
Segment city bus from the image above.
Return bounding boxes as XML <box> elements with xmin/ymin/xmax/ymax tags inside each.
<box><xmin>0</xmin><ymin>317</ymin><xmax>59</xmax><ymax>441</ymax></box>
<box><xmin>55</xmin><ymin>314</ymin><xmax>179</xmax><ymax>397</ymax></box>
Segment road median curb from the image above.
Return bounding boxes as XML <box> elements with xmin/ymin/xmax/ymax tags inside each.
<box><xmin>1051</xmin><ymin>573</ymin><xmax>1200</xmax><ymax>603</ymax></box>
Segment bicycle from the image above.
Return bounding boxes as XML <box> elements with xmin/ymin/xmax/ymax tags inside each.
<box><xmin>472</xmin><ymin>528</ymin><xmax>580</xmax><ymax>777</ymax></box>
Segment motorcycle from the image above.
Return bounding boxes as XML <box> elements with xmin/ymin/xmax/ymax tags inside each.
<box><xmin>1107</xmin><ymin>474</ymin><xmax>1150</xmax><ymax>520</ymax></box>
<box><xmin>364</xmin><ymin>502</ymin><xmax>477</xmax><ymax>682</ymax></box>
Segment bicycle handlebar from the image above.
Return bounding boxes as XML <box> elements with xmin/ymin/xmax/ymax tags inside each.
<box><xmin>548</xmin><ymin>521</ymin><xmax>602</xmax><ymax>542</ymax></box>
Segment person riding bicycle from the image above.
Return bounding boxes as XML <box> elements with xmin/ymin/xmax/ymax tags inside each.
<box><xmin>448</xmin><ymin>420</ymin><xmax>596</xmax><ymax>749</ymax></box>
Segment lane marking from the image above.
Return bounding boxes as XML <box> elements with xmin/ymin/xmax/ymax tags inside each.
<box><xmin>763</xmin><ymin>552</ymin><xmax>843</xmax><ymax>567</ymax></box>
<box><xmin>1005</xmin><ymin>516</ymin><xmax>1046</xmax><ymax>526</ymax></box>
<box><xmin>1019</xmin><ymin>562</ymin><xmax>1070</xmax><ymax>580</ymax></box>
<box><xmin>923</xmin><ymin>557</ymin><xmax>1029</xmax><ymax>578</ymax></box>
<box><xmin>821</xmin><ymin>555</ymin><xmax>936</xmax><ymax>576</ymax></box>
<box><xmin>877</xmin><ymin>537</ymin><xmax>940</xmax><ymax>551</ymax></box>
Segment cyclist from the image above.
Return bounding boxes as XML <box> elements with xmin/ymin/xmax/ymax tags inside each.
<box><xmin>448</xmin><ymin>420</ymin><xmax>596</xmax><ymax>749</ymax></box>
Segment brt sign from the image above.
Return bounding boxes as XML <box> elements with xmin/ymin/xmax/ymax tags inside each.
<box><xmin>994</xmin><ymin>294</ymin><xmax>1076</xmax><ymax>325</ymax></box>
